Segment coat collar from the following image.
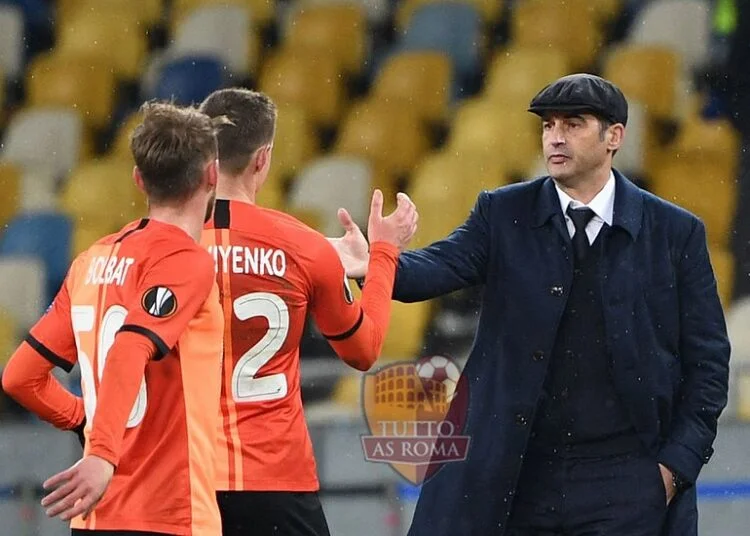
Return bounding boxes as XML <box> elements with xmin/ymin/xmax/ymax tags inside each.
<box><xmin>531</xmin><ymin>169</ymin><xmax>643</xmax><ymax>240</ymax></box>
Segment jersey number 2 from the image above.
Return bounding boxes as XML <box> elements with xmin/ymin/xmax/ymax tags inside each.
<box><xmin>72</xmin><ymin>305</ymin><xmax>148</xmax><ymax>429</ymax></box>
<box><xmin>232</xmin><ymin>292</ymin><xmax>289</xmax><ymax>403</ymax></box>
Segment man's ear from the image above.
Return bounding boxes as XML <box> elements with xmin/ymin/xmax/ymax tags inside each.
<box><xmin>206</xmin><ymin>158</ymin><xmax>218</xmax><ymax>189</ymax></box>
<box><xmin>254</xmin><ymin>144</ymin><xmax>272</xmax><ymax>173</ymax></box>
<box><xmin>607</xmin><ymin>123</ymin><xmax>625</xmax><ymax>153</ymax></box>
<box><xmin>133</xmin><ymin>166</ymin><xmax>146</xmax><ymax>193</ymax></box>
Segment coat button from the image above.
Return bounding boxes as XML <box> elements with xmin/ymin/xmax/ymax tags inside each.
<box><xmin>532</xmin><ymin>350</ymin><xmax>545</xmax><ymax>361</ymax></box>
<box><xmin>549</xmin><ymin>285</ymin><xmax>564</xmax><ymax>297</ymax></box>
<box><xmin>515</xmin><ymin>413</ymin><xmax>528</xmax><ymax>426</ymax></box>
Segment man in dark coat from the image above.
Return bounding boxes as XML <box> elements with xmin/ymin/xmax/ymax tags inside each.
<box><xmin>330</xmin><ymin>74</ymin><xmax>730</xmax><ymax>536</ymax></box>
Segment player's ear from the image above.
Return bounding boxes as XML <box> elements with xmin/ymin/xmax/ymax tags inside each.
<box><xmin>206</xmin><ymin>158</ymin><xmax>219</xmax><ymax>189</ymax></box>
<box><xmin>254</xmin><ymin>144</ymin><xmax>272</xmax><ymax>174</ymax></box>
<box><xmin>133</xmin><ymin>166</ymin><xmax>146</xmax><ymax>193</ymax></box>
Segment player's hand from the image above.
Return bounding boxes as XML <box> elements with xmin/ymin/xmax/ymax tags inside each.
<box><xmin>327</xmin><ymin>207</ymin><xmax>370</xmax><ymax>279</ymax></box>
<box><xmin>41</xmin><ymin>455</ymin><xmax>114</xmax><ymax>521</ymax></box>
<box><xmin>367</xmin><ymin>189</ymin><xmax>418</xmax><ymax>251</ymax></box>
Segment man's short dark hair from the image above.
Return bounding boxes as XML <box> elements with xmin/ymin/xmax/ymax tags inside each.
<box><xmin>130</xmin><ymin>101</ymin><xmax>227</xmax><ymax>204</ymax></box>
<box><xmin>199</xmin><ymin>88</ymin><xmax>278</xmax><ymax>176</ymax></box>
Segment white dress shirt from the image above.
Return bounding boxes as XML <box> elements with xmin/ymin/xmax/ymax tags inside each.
<box><xmin>555</xmin><ymin>171</ymin><xmax>615</xmax><ymax>245</ymax></box>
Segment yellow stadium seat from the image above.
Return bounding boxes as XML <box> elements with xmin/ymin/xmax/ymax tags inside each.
<box><xmin>0</xmin><ymin>306</ymin><xmax>19</xmax><ymax>367</ymax></box>
<box><xmin>709</xmin><ymin>247</ymin><xmax>734</xmax><ymax>310</ymax></box>
<box><xmin>335</xmin><ymin>99</ymin><xmax>430</xmax><ymax>184</ymax></box>
<box><xmin>271</xmin><ymin>104</ymin><xmax>319</xmax><ymax>182</ymax></box>
<box><xmin>56</xmin><ymin>0</ymin><xmax>163</xmax><ymax>27</ymax></box>
<box><xmin>56</xmin><ymin>8</ymin><xmax>148</xmax><ymax>80</ymax></box>
<box><xmin>396</xmin><ymin>0</ymin><xmax>504</xmax><ymax>30</ymax></box>
<box><xmin>26</xmin><ymin>52</ymin><xmax>117</xmax><ymax>130</ymax></box>
<box><xmin>512</xmin><ymin>1</ymin><xmax>603</xmax><ymax>71</ymax></box>
<box><xmin>259</xmin><ymin>50</ymin><xmax>344</xmax><ymax>129</ymax></box>
<box><xmin>60</xmin><ymin>157</ymin><xmax>147</xmax><ymax>254</ymax></box>
<box><xmin>171</xmin><ymin>0</ymin><xmax>275</xmax><ymax>30</ymax></box>
<box><xmin>651</xmin><ymin>156</ymin><xmax>736</xmax><ymax>249</ymax></box>
<box><xmin>603</xmin><ymin>45</ymin><xmax>680</xmax><ymax>120</ymax></box>
<box><xmin>285</xmin><ymin>4</ymin><xmax>367</xmax><ymax>76</ymax></box>
<box><xmin>670</xmin><ymin>116</ymin><xmax>741</xmax><ymax>176</ymax></box>
<box><xmin>381</xmin><ymin>300</ymin><xmax>432</xmax><ymax>360</ymax></box>
<box><xmin>483</xmin><ymin>47</ymin><xmax>571</xmax><ymax>106</ymax></box>
<box><xmin>255</xmin><ymin>175</ymin><xmax>286</xmax><ymax>211</ymax></box>
<box><xmin>110</xmin><ymin>112</ymin><xmax>143</xmax><ymax>160</ymax></box>
<box><xmin>371</xmin><ymin>51</ymin><xmax>452</xmax><ymax>126</ymax></box>
<box><xmin>529</xmin><ymin>0</ymin><xmax>622</xmax><ymax>24</ymax></box>
<box><xmin>0</xmin><ymin>161</ymin><xmax>22</xmax><ymax>230</ymax></box>
<box><xmin>447</xmin><ymin>98</ymin><xmax>541</xmax><ymax>178</ymax></box>
<box><xmin>331</xmin><ymin>373</ymin><xmax>363</xmax><ymax>408</ymax></box>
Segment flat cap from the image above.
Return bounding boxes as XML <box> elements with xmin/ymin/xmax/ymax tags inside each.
<box><xmin>528</xmin><ymin>73</ymin><xmax>628</xmax><ymax>126</ymax></box>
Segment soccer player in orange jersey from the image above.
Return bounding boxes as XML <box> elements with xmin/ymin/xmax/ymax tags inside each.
<box><xmin>199</xmin><ymin>88</ymin><xmax>418</xmax><ymax>536</ymax></box>
<box><xmin>2</xmin><ymin>102</ymin><xmax>228</xmax><ymax>536</ymax></box>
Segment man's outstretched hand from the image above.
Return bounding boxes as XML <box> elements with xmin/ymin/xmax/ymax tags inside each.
<box><xmin>328</xmin><ymin>190</ymin><xmax>418</xmax><ymax>279</ymax></box>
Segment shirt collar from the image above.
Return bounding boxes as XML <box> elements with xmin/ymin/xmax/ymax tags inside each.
<box><xmin>555</xmin><ymin>170</ymin><xmax>615</xmax><ymax>225</ymax></box>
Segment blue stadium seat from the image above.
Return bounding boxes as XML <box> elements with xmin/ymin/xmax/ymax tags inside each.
<box><xmin>153</xmin><ymin>55</ymin><xmax>226</xmax><ymax>106</ymax></box>
<box><xmin>0</xmin><ymin>212</ymin><xmax>72</xmax><ymax>304</ymax></box>
<box><xmin>399</xmin><ymin>2</ymin><xmax>482</xmax><ymax>98</ymax></box>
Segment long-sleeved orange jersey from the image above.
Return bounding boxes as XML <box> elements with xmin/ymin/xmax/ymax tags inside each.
<box><xmin>202</xmin><ymin>199</ymin><xmax>399</xmax><ymax>492</ymax></box>
<box><xmin>3</xmin><ymin>218</ymin><xmax>224</xmax><ymax>535</ymax></box>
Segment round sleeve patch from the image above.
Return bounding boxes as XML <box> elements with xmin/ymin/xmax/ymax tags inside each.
<box><xmin>142</xmin><ymin>286</ymin><xmax>178</xmax><ymax>318</ymax></box>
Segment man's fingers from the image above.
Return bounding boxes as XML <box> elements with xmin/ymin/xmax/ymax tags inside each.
<box><xmin>45</xmin><ymin>486</ymin><xmax>85</xmax><ymax>518</ymax></box>
<box><xmin>337</xmin><ymin>208</ymin><xmax>356</xmax><ymax>231</ymax></box>
<box><xmin>41</xmin><ymin>477</ymin><xmax>77</xmax><ymax>508</ymax></box>
<box><xmin>43</xmin><ymin>466</ymin><xmax>76</xmax><ymax>491</ymax></box>
<box><xmin>64</xmin><ymin>493</ymin><xmax>97</xmax><ymax>521</ymax></box>
<box><xmin>369</xmin><ymin>189</ymin><xmax>384</xmax><ymax>223</ymax></box>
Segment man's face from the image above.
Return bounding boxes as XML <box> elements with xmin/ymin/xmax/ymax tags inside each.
<box><xmin>542</xmin><ymin>112</ymin><xmax>612</xmax><ymax>184</ymax></box>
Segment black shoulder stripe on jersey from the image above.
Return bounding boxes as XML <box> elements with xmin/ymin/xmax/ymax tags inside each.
<box><xmin>213</xmin><ymin>199</ymin><xmax>231</xmax><ymax>229</ymax></box>
<box><xmin>115</xmin><ymin>218</ymin><xmax>149</xmax><ymax>243</ymax></box>
<box><xmin>323</xmin><ymin>309</ymin><xmax>365</xmax><ymax>341</ymax></box>
<box><xmin>119</xmin><ymin>324</ymin><xmax>171</xmax><ymax>361</ymax></box>
<box><xmin>25</xmin><ymin>334</ymin><xmax>74</xmax><ymax>373</ymax></box>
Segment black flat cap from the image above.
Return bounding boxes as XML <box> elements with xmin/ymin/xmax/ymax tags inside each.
<box><xmin>528</xmin><ymin>73</ymin><xmax>628</xmax><ymax>126</ymax></box>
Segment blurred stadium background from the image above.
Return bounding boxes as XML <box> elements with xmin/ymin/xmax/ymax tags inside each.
<box><xmin>1</xmin><ymin>0</ymin><xmax>750</xmax><ymax>534</ymax></box>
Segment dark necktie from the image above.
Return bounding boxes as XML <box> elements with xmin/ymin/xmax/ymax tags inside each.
<box><xmin>566</xmin><ymin>206</ymin><xmax>595</xmax><ymax>263</ymax></box>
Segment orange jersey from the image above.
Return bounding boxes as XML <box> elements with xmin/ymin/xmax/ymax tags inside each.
<box><xmin>202</xmin><ymin>199</ymin><xmax>399</xmax><ymax>492</ymax></box>
<box><xmin>29</xmin><ymin>218</ymin><xmax>224</xmax><ymax>535</ymax></box>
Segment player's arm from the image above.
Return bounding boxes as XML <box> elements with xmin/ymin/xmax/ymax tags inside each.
<box><xmin>1</xmin><ymin>278</ymin><xmax>85</xmax><ymax>436</ymax></box>
<box><xmin>86</xmin><ymin>247</ymin><xmax>216</xmax><ymax>467</ymax></box>
<box><xmin>311</xmin><ymin>240</ymin><xmax>399</xmax><ymax>371</ymax></box>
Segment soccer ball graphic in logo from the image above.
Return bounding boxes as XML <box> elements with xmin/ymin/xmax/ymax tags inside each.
<box><xmin>416</xmin><ymin>355</ymin><xmax>461</xmax><ymax>403</ymax></box>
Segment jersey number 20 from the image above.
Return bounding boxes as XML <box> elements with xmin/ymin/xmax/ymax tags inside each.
<box><xmin>232</xmin><ymin>292</ymin><xmax>289</xmax><ymax>403</ymax></box>
<box><xmin>72</xmin><ymin>305</ymin><xmax>148</xmax><ymax>429</ymax></box>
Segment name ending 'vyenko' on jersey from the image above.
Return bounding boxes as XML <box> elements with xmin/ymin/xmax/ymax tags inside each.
<box><xmin>207</xmin><ymin>244</ymin><xmax>287</xmax><ymax>277</ymax></box>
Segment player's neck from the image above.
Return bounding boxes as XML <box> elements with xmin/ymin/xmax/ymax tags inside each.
<box><xmin>147</xmin><ymin>203</ymin><xmax>205</xmax><ymax>242</ymax></box>
<box><xmin>216</xmin><ymin>172</ymin><xmax>257</xmax><ymax>205</ymax></box>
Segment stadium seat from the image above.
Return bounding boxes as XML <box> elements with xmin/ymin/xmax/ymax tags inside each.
<box><xmin>335</xmin><ymin>99</ymin><xmax>430</xmax><ymax>185</ymax></box>
<box><xmin>288</xmin><ymin>156</ymin><xmax>373</xmax><ymax>237</ymax></box>
<box><xmin>397</xmin><ymin>0</ymin><xmax>503</xmax><ymax>30</ymax></box>
<box><xmin>0</xmin><ymin>161</ymin><xmax>21</xmax><ymax>229</ymax></box>
<box><xmin>26</xmin><ymin>52</ymin><xmax>117</xmax><ymax>130</ymax></box>
<box><xmin>297</xmin><ymin>0</ymin><xmax>390</xmax><ymax>26</ymax></box>
<box><xmin>612</xmin><ymin>100</ymin><xmax>647</xmax><ymax>177</ymax></box>
<box><xmin>110</xmin><ymin>112</ymin><xmax>142</xmax><ymax>160</ymax></box>
<box><xmin>512</xmin><ymin>0</ymin><xmax>603</xmax><ymax>71</ymax></box>
<box><xmin>447</xmin><ymin>98</ymin><xmax>541</xmax><ymax>178</ymax></box>
<box><xmin>650</xmin><ymin>156</ymin><xmax>736</xmax><ymax>249</ymax></box>
<box><xmin>56</xmin><ymin>8</ymin><xmax>149</xmax><ymax>81</ymax></box>
<box><xmin>170</xmin><ymin>5</ymin><xmax>259</xmax><ymax>78</ymax></box>
<box><xmin>381</xmin><ymin>301</ymin><xmax>432</xmax><ymax>360</ymax></box>
<box><xmin>627</xmin><ymin>0</ymin><xmax>710</xmax><ymax>75</ymax></box>
<box><xmin>0</xmin><ymin>257</ymin><xmax>46</xmax><ymax>330</ymax></box>
<box><xmin>602</xmin><ymin>44</ymin><xmax>681</xmax><ymax>120</ymax></box>
<box><xmin>171</xmin><ymin>0</ymin><xmax>276</xmax><ymax>31</ymax></box>
<box><xmin>400</xmin><ymin>2</ymin><xmax>484</xmax><ymax>93</ymax></box>
<box><xmin>271</xmin><ymin>104</ymin><xmax>320</xmax><ymax>183</ymax></box>
<box><xmin>255</xmin><ymin>172</ymin><xmax>286</xmax><ymax>211</ymax></box>
<box><xmin>408</xmin><ymin>150</ymin><xmax>506</xmax><ymax>249</ymax></box>
<box><xmin>670</xmin><ymin>116</ymin><xmax>741</xmax><ymax>176</ymax></box>
<box><xmin>483</xmin><ymin>47</ymin><xmax>570</xmax><ymax>107</ymax></box>
<box><xmin>0</xmin><ymin>212</ymin><xmax>72</xmax><ymax>303</ymax></box>
<box><xmin>0</xmin><ymin>4</ymin><xmax>23</xmax><ymax>78</ymax></box>
<box><xmin>259</xmin><ymin>50</ymin><xmax>344</xmax><ymax>129</ymax></box>
<box><xmin>18</xmin><ymin>165</ymin><xmax>59</xmax><ymax>212</ymax></box>
<box><xmin>284</xmin><ymin>3</ymin><xmax>368</xmax><ymax>77</ymax></box>
<box><xmin>528</xmin><ymin>0</ymin><xmax>622</xmax><ymax>24</ymax></box>
<box><xmin>371</xmin><ymin>51</ymin><xmax>452</xmax><ymax>126</ymax></box>
<box><xmin>1</xmin><ymin>107</ymin><xmax>83</xmax><ymax>180</ymax></box>
<box><xmin>0</xmin><ymin>306</ymin><xmax>18</xmax><ymax>367</ymax></box>
<box><xmin>56</xmin><ymin>0</ymin><xmax>164</xmax><ymax>27</ymax></box>
<box><xmin>153</xmin><ymin>55</ymin><xmax>226</xmax><ymax>105</ymax></box>
<box><xmin>60</xmin><ymin>157</ymin><xmax>147</xmax><ymax>255</ymax></box>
